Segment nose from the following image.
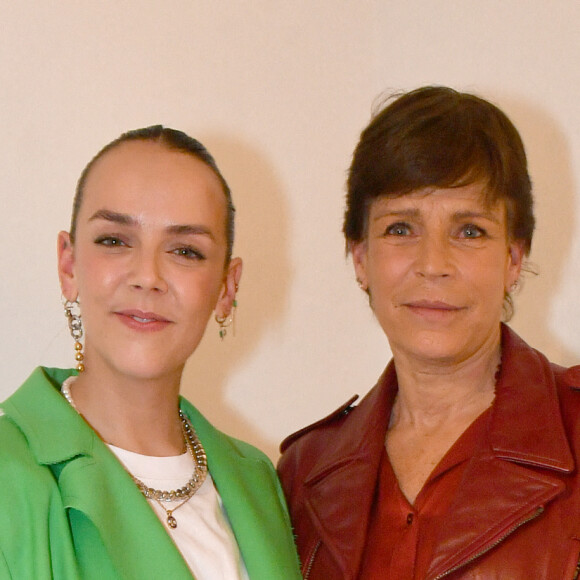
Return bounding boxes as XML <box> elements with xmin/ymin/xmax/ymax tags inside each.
<box><xmin>127</xmin><ymin>249</ymin><xmax>168</xmax><ymax>293</ymax></box>
<box><xmin>415</xmin><ymin>235</ymin><xmax>454</xmax><ymax>279</ymax></box>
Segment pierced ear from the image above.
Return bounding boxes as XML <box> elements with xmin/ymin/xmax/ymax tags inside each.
<box><xmin>57</xmin><ymin>231</ymin><xmax>78</xmax><ymax>301</ymax></box>
<box><xmin>350</xmin><ymin>240</ymin><xmax>368</xmax><ymax>290</ymax></box>
<box><xmin>507</xmin><ymin>240</ymin><xmax>525</xmax><ymax>287</ymax></box>
<box><xmin>215</xmin><ymin>257</ymin><xmax>243</xmax><ymax>319</ymax></box>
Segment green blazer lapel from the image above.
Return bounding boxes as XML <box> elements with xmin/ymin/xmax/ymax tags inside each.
<box><xmin>6</xmin><ymin>368</ymin><xmax>193</xmax><ymax>580</ymax></box>
<box><xmin>56</xmin><ymin>443</ymin><xmax>194</xmax><ymax>579</ymax></box>
<box><xmin>182</xmin><ymin>400</ymin><xmax>301</xmax><ymax>580</ymax></box>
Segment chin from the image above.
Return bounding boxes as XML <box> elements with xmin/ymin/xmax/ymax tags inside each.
<box><xmin>392</xmin><ymin>333</ymin><xmax>469</xmax><ymax>364</ymax></box>
<box><xmin>107</xmin><ymin>355</ymin><xmax>184</xmax><ymax>383</ymax></box>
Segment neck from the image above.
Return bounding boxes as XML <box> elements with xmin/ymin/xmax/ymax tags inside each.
<box><xmin>68</xmin><ymin>365</ymin><xmax>185</xmax><ymax>456</ymax></box>
<box><xmin>390</xmin><ymin>340</ymin><xmax>500</xmax><ymax>432</ymax></box>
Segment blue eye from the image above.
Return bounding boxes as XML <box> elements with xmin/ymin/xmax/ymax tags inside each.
<box><xmin>386</xmin><ymin>222</ymin><xmax>411</xmax><ymax>236</ymax></box>
<box><xmin>462</xmin><ymin>225</ymin><xmax>485</xmax><ymax>238</ymax></box>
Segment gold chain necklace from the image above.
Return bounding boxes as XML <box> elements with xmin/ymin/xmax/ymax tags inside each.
<box><xmin>131</xmin><ymin>411</ymin><xmax>208</xmax><ymax>528</ymax></box>
<box><xmin>61</xmin><ymin>377</ymin><xmax>208</xmax><ymax>528</ymax></box>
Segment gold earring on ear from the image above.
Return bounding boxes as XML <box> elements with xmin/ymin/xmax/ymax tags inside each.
<box><xmin>63</xmin><ymin>298</ymin><xmax>85</xmax><ymax>372</ymax></box>
<box><xmin>216</xmin><ymin>284</ymin><xmax>239</xmax><ymax>340</ymax></box>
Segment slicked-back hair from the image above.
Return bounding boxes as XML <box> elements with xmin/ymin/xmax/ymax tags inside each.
<box><xmin>344</xmin><ymin>86</ymin><xmax>534</xmax><ymax>255</ymax></box>
<box><xmin>70</xmin><ymin>125</ymin><xmax>236</xmax><ymax>264</ymax></box>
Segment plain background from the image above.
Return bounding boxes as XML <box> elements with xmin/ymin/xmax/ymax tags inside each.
<box><xmin>1</xmin><ymin>2</ymin><xmax>579</xmax><ymax>460</ymax></box>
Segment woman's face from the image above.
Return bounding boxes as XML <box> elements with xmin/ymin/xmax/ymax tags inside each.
<box><xmin>351</xmin><ymin>182</ymin><xmax>524</xmax><ymax>367</ymax></box>
<box><xmin>58</xmin><ymin>140</ymin><xmax>241</xmax><ymax>383</ymax></box>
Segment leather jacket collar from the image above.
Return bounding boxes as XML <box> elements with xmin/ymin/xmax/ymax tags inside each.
<box><xmin>290</xmin><ymin>325</ymin><xmax>578</xmax><ymax>579</ymax></box>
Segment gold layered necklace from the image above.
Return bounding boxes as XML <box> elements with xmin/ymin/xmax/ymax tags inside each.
<box><xmin>131</xmin><ymin>411</ymin><xmax>208</xmax><ymax>528</ymax></box>
<box><xmin>61</xmin><ymin>377</ymin><xmax>208</xmax><ymax>528</ymax></box>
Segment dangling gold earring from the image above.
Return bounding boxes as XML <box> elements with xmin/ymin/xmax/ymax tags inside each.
<box><xmin>63</xmin><ymin>298</ymin><xmax>85</xmax><ymax>372</ymax></box>
<box><xmin>215</xmin><ymin>313</ymin><xmax>232</xmax><ymax>340</ymax></box>
<box><xmin>216</xmin><ymin>284</ymin><xmax>239</xmax><ymax>340</ymax></box>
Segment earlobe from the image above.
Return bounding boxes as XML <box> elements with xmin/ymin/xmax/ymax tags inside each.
<box><xmin>507</xmin><ymin>240</ymin><xmax>525</xmax><ymax>289</ymax></box>
<box><xmin>57</xmin><ymin>231</ymin><xmax>78</xmax><ymax>301</ymax></box>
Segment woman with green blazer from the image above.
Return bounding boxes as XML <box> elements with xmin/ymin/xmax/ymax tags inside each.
<box><xmin>0</xmin><ymin>126</ymin><xmax>301</xmax><ymax>579</ymax></box>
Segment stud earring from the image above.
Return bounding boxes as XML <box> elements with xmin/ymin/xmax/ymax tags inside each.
<box><xmin>510</xmin><ymin>280</ymin><xmax>520</xmax><ymax>293</ymax></box>
<box><xmin>356</xmin><ymin>278</ymin><xmax>367</xmax><ymax>291</ymax></box>
<box><xmin>63</xmin><ymin>298</ymin><xmax>85</xmax><ymax>372</ymax></box>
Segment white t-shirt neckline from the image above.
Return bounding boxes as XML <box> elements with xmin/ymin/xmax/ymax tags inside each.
<box><xmin>109</xmin><ymin>443</ymin><xmax>249</xmax><ymax>580</ymax></box>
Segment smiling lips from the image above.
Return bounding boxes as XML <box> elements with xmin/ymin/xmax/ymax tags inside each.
<box><xmin>403</xmin><ymin>300</ymin><xmax>465</xmax><ymax>319</ymax></box>
<box><xmin>115</xmin><ymin>310</ymin><xmax>172</xmax><ymax>331</ymax></box>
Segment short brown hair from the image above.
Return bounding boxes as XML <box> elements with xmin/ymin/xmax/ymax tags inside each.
<box><xmin>344</xmin><ymin>86</ymin><xmax>534</xmax><ymax>254</ymax></box>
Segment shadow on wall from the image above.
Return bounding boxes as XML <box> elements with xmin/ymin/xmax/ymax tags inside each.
<box><xmin>180</xmin><ymin>132</ymin><xmax>291</xmax><ymax>458</ymax></box>
<box><xmin>494</xmin><ymin>93</ymin><xmax>578</xmax><ymax>365</ymax></box>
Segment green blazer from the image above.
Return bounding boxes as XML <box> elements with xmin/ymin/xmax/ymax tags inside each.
<box><xmin>0</xmin><ymin>367</ymin><xmax>301</xmax><ymax>579</ymax></box>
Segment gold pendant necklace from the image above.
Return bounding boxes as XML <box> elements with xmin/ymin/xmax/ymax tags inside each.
<box><xmin>150</xmin><ymin>494</ymin><xmax>191</xmax><ymax>529</ymax></box>
<box><xmin>130</xmin><ymin>411</ymin><xmax>208</xmax><ymax>528</ymax></box>
<box><xmin>61</xmin><ymin>377</ymin><xmax>208</xmax><ymax>528</ymax></box>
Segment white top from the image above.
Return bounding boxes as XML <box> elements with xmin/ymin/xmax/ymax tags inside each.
<box><xmin>109</xmin><ymin>444</ymin><xmax>249</xmax><ymax>580</ymax></box>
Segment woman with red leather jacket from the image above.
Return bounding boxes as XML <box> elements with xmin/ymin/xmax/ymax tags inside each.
<box><xmin>278</xmin><ymin>86</ymin><xmax>580</xmax><ymax>579</ymax></box>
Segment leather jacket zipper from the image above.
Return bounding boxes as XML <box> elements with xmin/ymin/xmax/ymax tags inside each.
<box><xmin>574</xmin><ymin>554</ymin><xmax>580</xmax><ymax>580</ymax></box>
<box><xmin>303</xmin><ymin>540</ymin><xmax>321</xmax><ymax>580</ymax></box>
<box><xmin>432</xmin><ymin>506</ymin><xmax>545</xmax><ymax>579</ymax></box>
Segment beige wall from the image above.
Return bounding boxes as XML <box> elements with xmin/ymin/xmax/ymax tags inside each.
<box><xmin>1</xmin><ymin>1</ymin><xmax>579</xmax><ymax>460</ymax></box>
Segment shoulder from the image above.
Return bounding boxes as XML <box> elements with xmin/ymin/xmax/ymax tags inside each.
<box><xmin>221</xmin><ymin>431</ymin><xmax>275</xmax><ymax>466</ymax></box>
<box><xmin>278</xmin><ymin>364</ymin><xmax>396</xmax><ymax>470</ymax></box>
<box><xmin>0</xmin><ymin>408</ymin><xmax>52</xmax><ymax>474</ymax></box>
<box><xmin>0</xmin><ymin>412</ymin><xmax>29</xmax><ymax>458</ymax></box>
<box><xmin>0</xmin><ymin>415</ymin><xmax>68</xmax><ymax>578</ymax></box>
<box><xmin>503</xmin><ymin>326</ymin><xmax>580</xmax><ymax>404</ymax></box>
<box><xmin>179</xmin><ymin>396</ymin><xmax>275</xmax><ymax>468</ymax></box>
<box><xmin>521</xmin><ymin>337</ymin><xmax>580</xmax><ymax>436</ymax></box>
<box><xmin>2</xmin><ymin>367</ymin><xmax>75</xmax><ymax>417</ymax></box>
<box><xmin>544</xmin><ymin>356</ymin><xmax>580</xmax><ymax>400</ymax></box>
<box><xmin>277</xmin><ymin>395</ymin><xmax>362</xmax><ymax>495</ymax></box>
<box><xmin>553</xmin><ymin>362</ymin><xmax>580</xmax><ymax>421</ymax></box>
<box><xmin>0</xmin><ymin>387</ymin><xmax>40</xmax><ymax>468</ymax></box>
<box><xmin>0</xmin><ymin>414</ymin><xmax>57</xmax><ymax>509</ymax></box>
<box><xmin>557</xmin><ymin>364</ymin><xmax>580</xmax><ymax>388</ymax></box>
<box><xmin>279</xmin><ymin>395</ymin><xmax>359</xmax><ymax>454</ymax></box>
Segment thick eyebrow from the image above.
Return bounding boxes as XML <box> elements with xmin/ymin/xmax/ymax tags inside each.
<box><xmin>88</xmin><ymin>209</ymin><xmax>138</xmax><ymax>226</ymax></box>
<box><xmin>88</xmin><ymin>209</ymin><xmax>215</xmax><ymax>239</ymax></box>
<box><xmin>166</xmin><ymin>223</ymin><xmax>215</xmax><ymax>240</ymax></box>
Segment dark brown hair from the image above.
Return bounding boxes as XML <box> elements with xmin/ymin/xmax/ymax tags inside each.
<box><xmin>70</xmin><ymin>125</ymin><xmax>236</xmax><ymax>263</ymax></box>
<box><xmin>344</xmin><ymin>86</ymin><xmax>534</xmax><ymax>254</ymax></box>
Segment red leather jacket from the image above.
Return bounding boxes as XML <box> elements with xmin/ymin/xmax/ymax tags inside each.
<box><xmin>278</xmin><ymin>326</ymin><xmax>580</xmax><ymax>579</ymax></box>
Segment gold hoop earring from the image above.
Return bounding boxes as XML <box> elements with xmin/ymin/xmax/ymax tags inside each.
<box><xmin>63</xmin><ymin>298</ymin><xmax>85</xmax><ymax>372</ymax></box>
<box><xmin>215</xmin><ymin>313</ymin><xmax>233</xmax><ymax>340</ymax></box>
<box><xmin>216</xmin><ymin>284</ymin><xmax>239</xmax><ymax>340</ymax></box>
